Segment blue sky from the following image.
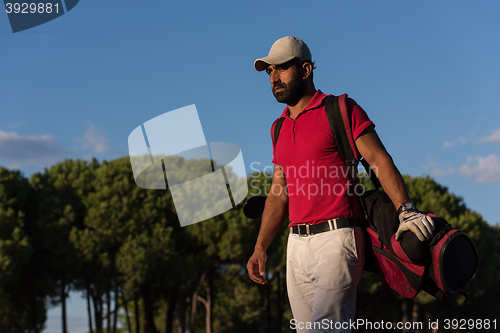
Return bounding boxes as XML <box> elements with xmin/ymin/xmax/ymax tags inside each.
<box><xmin>1</xmin><ymin>1</ymin><xmax>500</xmax><ymax>331</ymax></box>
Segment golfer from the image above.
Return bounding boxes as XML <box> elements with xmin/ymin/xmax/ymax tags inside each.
<box><xmin>247</xmin><ymin>36</ymin><xmax>434</xmax><ymax>333</ymax></box>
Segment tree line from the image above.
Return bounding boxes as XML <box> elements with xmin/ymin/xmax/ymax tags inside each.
<box><xmin>0</xmin><ymin>157</ymin><xmax>498</xmax><ymax>333</ymax></box>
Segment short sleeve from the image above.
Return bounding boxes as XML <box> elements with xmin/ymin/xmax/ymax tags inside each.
<box><xmin>347</xmin><ymin>97</ymin><xmax>375</xmax><ymax>141</ymax></box>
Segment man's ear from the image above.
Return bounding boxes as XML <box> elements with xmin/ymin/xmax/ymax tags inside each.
<box><xmin>302</xmin><ymin>62</ymin><xmax>313</xmax><ymax>79</ymax></box>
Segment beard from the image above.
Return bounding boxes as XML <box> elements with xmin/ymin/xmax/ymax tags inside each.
<box><xmin>272</xmin><ymin>73</ymin><xmax>305</xmax><ymax>106</ymax></box>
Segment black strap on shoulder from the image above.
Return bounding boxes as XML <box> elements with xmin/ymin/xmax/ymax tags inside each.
<box><xmin>325</xmin><ymin>96</ymin><xmax>354</xmax><ymax>166</ymax></box>
<box><xmin>325</xmin><ymin>95</ymin><xmax>359</xmax><ymax>184</ymax></box>
<box><xmin>273</xmin><ymin>117</ymin><xmax>285</xmax><ymax>148</ymax></box>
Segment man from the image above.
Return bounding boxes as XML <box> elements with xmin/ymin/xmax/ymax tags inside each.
<box><xmin>246</xmin><ymin>36</ymin><xmax>435</xmax><ymax>333</ymax></box>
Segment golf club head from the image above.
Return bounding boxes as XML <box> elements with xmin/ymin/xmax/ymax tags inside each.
<box><xmin>243</xmin><ymin>195</ymin><xmax>267</xmax><ymax>219</ymax></box>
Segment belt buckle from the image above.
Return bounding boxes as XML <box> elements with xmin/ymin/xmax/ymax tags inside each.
<box><xmin>328</xmin><ymin>219</ymin><xmax>338</xmax><ymax>230</ymax></box>
<box><xmin>297</xmin><ymin>224</ymin><xmax>310</xmax><ymax>236</ymax></box>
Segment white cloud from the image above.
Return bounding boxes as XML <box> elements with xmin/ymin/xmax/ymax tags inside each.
<box><xmin>476</xmin><ymin>128</ymin><xmax>500</xmax><ymax>144</ymax></box>
<box><xmin>0</xmin><ymin>130</ymin><xmax>65</xmax><ymax>169</ymax></box>
<box><xmin>443</xmin><ymin>137</ymin><xmax>466</xmax><ymax>148</ymax></box>
<box><xmin>77</xmin><ymin>123</ymin><xmax>110</xmax><ymax>154</ymax></box>
<box><xmin>432</xmin><ymin>167</ymin><xmax>456</xmax><ymax>177</ymax></box>
<box><xmin>459</xmin><ymin>154</ymin><xmax>500</xmax><ymax>183</ymax></box>
<box><xmin>8</xmin><ymin>121</ymin><xmax>25</xmax><ymax>129</ymax></box>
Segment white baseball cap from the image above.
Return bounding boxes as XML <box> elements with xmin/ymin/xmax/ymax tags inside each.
<box><xmin>254</xmin><ymin>36</ymin><xmax>312</xmax><ymax>72</ymax></box>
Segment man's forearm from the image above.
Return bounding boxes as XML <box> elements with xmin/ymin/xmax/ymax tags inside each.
<box><xmin>355</xmin><ymin>128</ymin><xmax>410</xmax><ymax>211</ymax></box>
<box><xmin>371</xmin><ymin>154</ymin><xmax>410</xmax><ymax>211</ymax></box>
<box><xmin>254</xmin><ymin>194</ymin><xmax>288</xmax><ymax>252</ymax></box>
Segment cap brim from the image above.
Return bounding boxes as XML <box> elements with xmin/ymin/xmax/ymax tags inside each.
<box><xmin>254</xmin><ymin>54</ymin><xmax>295</xmax><ymax>71</ymax></box>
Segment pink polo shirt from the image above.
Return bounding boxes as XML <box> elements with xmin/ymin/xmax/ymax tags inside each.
<box><xmin>271</xmin><ymin>90</ymin><xmax>374</xmax><ymax>227</ymax></box>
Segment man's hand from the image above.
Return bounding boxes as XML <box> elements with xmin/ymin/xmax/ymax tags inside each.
<box><xmin>247</xmin><ymin>250</ymin><xmax>268</xmax><ymax>284</ymax></box>
<box><xmin>396</xmin><ymin>211</ymin><xmax>435</xmax><ymax>242</ymax></box>
<box><xmin>246</xmin><ymin>164</ymin><xmax>287</xmax><ymax>285</ymax></box>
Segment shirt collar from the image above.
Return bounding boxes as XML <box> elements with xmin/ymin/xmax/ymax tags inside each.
<box><xmin>279</xmin><ymin>90</ymin><xmax>328</xmax><ymax>118</ymax></box>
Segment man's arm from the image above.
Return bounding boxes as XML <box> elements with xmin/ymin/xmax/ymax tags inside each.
<box><xmin>355</xmin><ymin>126</ymin><xmax>434</xmax><ymax>241</ymax></box>
<box><xmin>355</xmin><ymin>126</ymin><xmax>409</xmax><ymax>210</ymax></box>
<box><xmin>247</xmin><ymin>164</ymin><xmax>288</xmax><ymax>284</ymax></box>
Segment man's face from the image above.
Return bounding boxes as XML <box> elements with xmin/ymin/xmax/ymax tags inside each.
<box><xmin>266</xmin><ymin>60</ymin><xmax>305</xmax><ymax>106</ymax></box>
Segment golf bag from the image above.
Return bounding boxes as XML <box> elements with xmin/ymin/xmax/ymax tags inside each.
<box><xmin>271</xmin><ymin>94</ymin><xmax>478</xmax><ymax>304</ymax></box>
<box><xmin>359</xmin><ymin>187</ymin><xmax>477</xmax><ymax>303</ymax></box>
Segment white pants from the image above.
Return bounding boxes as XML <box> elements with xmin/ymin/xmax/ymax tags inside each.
<box><xmin>287</xmin><ymin>227</ymin><xmax>365</xmax><ymax>333</ymax></box>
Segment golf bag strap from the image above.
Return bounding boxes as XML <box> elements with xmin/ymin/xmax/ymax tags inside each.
<box><xmin>272</xmin><ymin>117</ymin><xmax>285</xmax><ymax>148</ymax></box>
<box><xmin>325</xmin><ymin>95</ymin><xmax>359</xmax><ymax>184</ymax></box>
<box><xmin>361</xmin><ymin>158</ymin><xmax>382</xmax><ymax>189</ymax></box>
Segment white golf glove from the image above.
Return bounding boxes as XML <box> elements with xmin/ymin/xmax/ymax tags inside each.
<box><xmin>395</xmin><ymin>211</ymin><xmax>435</xmax><ymax>242</ymax></box>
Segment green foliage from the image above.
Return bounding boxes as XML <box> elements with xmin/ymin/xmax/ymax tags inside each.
<box><xmin>0</xmin><ymin>167</ymin><xmax>44</xmax><ymax>331</ymax></box>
